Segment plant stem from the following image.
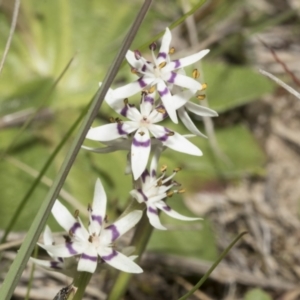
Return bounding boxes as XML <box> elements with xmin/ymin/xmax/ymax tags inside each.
<box><xmin>107</xmin><ymin>211</ymin><xmax>153</xmax><ymax>300</ymax></box>
<box><xmin>0</xmin><ymin>1</ymin><xmax>152</xmax><ymax>298</ymax></box>
<box><xmin>72</xmin><ymin>272</ymin><xmax>93</xmax><ymax>300</ymax></box>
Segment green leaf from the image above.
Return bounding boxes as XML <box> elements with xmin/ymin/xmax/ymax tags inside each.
<box><xmin>202</xmin><ymin>61</ymin><xmax>275</xmax><ymax>112</ymax></box>
<box><xmin>244</xmin><ymin>288</ymin><xmax>272</xmax><ymax>300</ymax></box>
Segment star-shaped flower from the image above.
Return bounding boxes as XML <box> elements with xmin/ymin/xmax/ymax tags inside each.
<box><xmin>39</xmin><ymin>179</ymin><xmax>143</xmax><ymax>274</ymax></box>
<box><xmin>30</xmin><ymin>225</ymin><xmax>77</xmax><ymax>276</ymax></box>
<box><xmin>129</xmin><ymin>153</ymin><xmax>201</xmax><ymax>230</ymax></box>
<box><xmin>110</xmin><ymin>28</ymin><xmax>209</xmax><ymax>123</ymax></box>
<box><xmin>86</xmin><ymin>88</ymin><xmax>202</xmax><ymax>180</ymax></box>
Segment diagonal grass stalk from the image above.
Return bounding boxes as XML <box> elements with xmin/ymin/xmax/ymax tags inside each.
<box><xmin>0</xmin><ymin>1</ymin><xmax>152</xmax><ymax>298</ymax></box>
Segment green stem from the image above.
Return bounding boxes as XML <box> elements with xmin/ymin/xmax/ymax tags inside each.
<box><xmin>107</xmin><ymin>211</ymin><xmax>153</xmax><ymax>300</ymax></box>
<box><xmin>72</xmin><ymin>272</ymin><xmax>93</xmax><ymax>300</ymax></box>
<box><xmin>0</xmin><ymin>1</ymin><xmax>152</xmax><ymax>299</ymax></box>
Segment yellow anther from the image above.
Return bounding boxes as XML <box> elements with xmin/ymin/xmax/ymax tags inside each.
<box><xmin>69</xmin><ymin>230</ymin><xmax>74</xmax><ymax>237</ymax></box>
<box><xmin>173</xmin><ymin>167</ymin><xmax>181</xmax><ymax>173</ymax></box>
<box><xmin>196</xmin><ymin>95</ymin><xmax>206</xmax><ymax>100</ymax></box>
<box><xmin>131</xmin><ymin>68</ymin><xmax>138</xmax><ymax>74</ymax></box>
<box><xmin>138</xmin><ymin>131</ymin><xmax>145</xmax><ymax>136</ymax></box>
<box><xmin>115</xmin><ymin>118</ymin><xmax>122</xmax><ymax>124</ymax></box>
<box><xmin>167</xmin><ymin>191</ymin><xmax>174</xmax><ymax>197</ymax></box>
<box><xmin>178</xmin><ymin>188</ymin><xmax>185</xmax><ymax>194</ymax></box>
<box><xmin>201</xmin><ymin>83</ymin><xmax>207</xmax><ymax>91</ymax></box>
<box><xmin>192</xmin><ymin>69</ymin><xmax>200</xmax><ymax>79</ymax></box>
<box><xmin>169</xmin><ymin>47</ymin><xmax>175</xmax><ymax>54</ymax></box>
<box><xmin>74</xmin><ymin>209</ymin><xmax>79</xmax><ymax>218</ymax></box>
<box><xmin>158</xmin><ymin>61</ymin><xmax>167</xmax><ymax>69</ymax></box>
<box><xmin>156</xmin><ymin>107</ymin><xmax>166</xmax><ymax>114</ymax></box>
<box><xmin>157</xmin><ymin>179</ymin><xmax>163</xmax><ymax>186</ymax></box>
<box><xmin>160</xmin><ymin>164</ymin><xmax>167</xmax><ymax>172</ymax></box>
<box><xmin>149</xmin><ymin>85</ymin><xmax>156</xmax><ymax>93</ymax></box>
<box><xmin>167</xmin><ymin>131</ymin><xmax>175</xmax><ymax>136</ymax></box>
<box><xmin>124</xmin><ymin>98</ymin><xmax>129</xmax><ymax>105</ymax></box>
<box><xmin>109</xmin><ymin>117</ymin><xmax>115</xmax><ymax>123</ymax></box>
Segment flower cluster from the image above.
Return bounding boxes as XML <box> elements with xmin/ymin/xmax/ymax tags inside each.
<box><xmin>33</xmin><ymin>27</ymin><xmax>217</xmax><ymax>278</ymax></box>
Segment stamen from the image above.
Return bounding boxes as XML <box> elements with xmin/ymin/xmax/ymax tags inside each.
<box><xmin>104</xmin><ymin>215</ymin><xmax>108</xmax><ymax>223</ymax></box>
<box><xmin>88</xmin><ymin>236</ymin><xmax>93</xmax><ymax>243</ymax></box>
<box><xmin>160</xmin><ymin>165</ymin><xmax>167</xmax><ymax>172</ymax></box>
<box><xmin>167</xmin><ymin>131</ymin><xmax>175</xmax><ymax>136</ymax></box>
<box><xmin>109</xmin><ymin>117</ymin><xmax>115</xmax><ymax>123</ymax></box>
<box><xmin>173</xmin><ymin>167</ymin><xmax>181</xmax><ymax>173</ymax></box>
<box><xmin>149</xmin><ymin>42</ymin><xmax>157</xmax><ymax>51</ymax></box>
<box><xmin>167</xmin><ymin>191</ymin><xmax>174</xmax><ymax>197</ymax></box>
<box><xmin>169</xmin><ymin>47</ymin><xmax>175</xmax><ymax>54</ymax></box>
<box><xmin>201</xmin><ymin>83</ymin><xmax>207</xmax><ymax>91</ymax></box>
<box><xmin>115</xmin><ymin>118</ymin><xmax>122</xmax><ymax>124</ymax></box>
<box><xmin>149</xmin><ymin>85</ymin><xmax>156</xmax><ymax>93</ymax></box>
<box><xmin>124</xmin><ymin>98</ymin><xmax>129</xmax><ymax>105</ymax></box>
<box><xmin>69</xmin><ymin>230</ymin><xmax>74</xmax><ymax>237</ymax></box>
<box><xmin>74</xmin><ymin>210</ymin><xmax>79</xmax><ymax>218</ymax></box>
<box><xmin>196</xmin><ymin>95</ymin><xmax>206</xmax><ymax>100</ymax></box>
<box><xmin>87</xmin><ymin>203</ymin><xmax>92</xmax><ymax>211</ymax></box>
<box><xmin>178</xmin><ymin>188</ymin><xmax>185</xmax><ymax>194</ymax></box>
<box><xmin>156</xmin><ymin>179</ymin><xmax>163</xmax><ymax>186</ymax></box>
<box><xmin>134</xmin><ymin>50</ymin><xmax>141</xmax><ymax>60</ymax></box>
<box><xmin>138</xmin><ymin>131</ymin><xmax>145</xmax><ymax>136</ymax></box>
<box><xmin>158</xmin><ymin>61</ymin><xmax>167</xmax><ymax>69</ymax></box>
<box><xmin>156</xmin><ymin>107</ymin><xmax>166</xmax><ymax>114</ymax></box>
<box><xmin>131</xmin><ymin>67</ymin><xmax>138</xmax><ymax>74</ymax></box>
<box><xmin>192</xmin><ymin>69</ymin><xmax>200</xmax><ymax>79</ymax></box>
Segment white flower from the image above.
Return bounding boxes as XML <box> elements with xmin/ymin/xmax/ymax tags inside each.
<box><xmin>30</xmin><ymin>226</ymin><xmax>77</xmax><ymax>276</ymax></box>
<box><xmin>39</xmin><ymin>179</ymin><xmax>143</xmax><ymax>274</ymax></box>
<box><xmin>129</xmin><ymin>153</ymin><xmax>201</xmax><ymax>230</ymax></box>
<box><xmin>173</xmin><ymin>89</ymin><xmax>218</xmax><ymax>137</ymax></box>
<box><xmin>86</xmin><ymin>88</ymin><xmax>202</xmax><ymax>180</ymax></box>
<box><xmin>111</xmin><ymin>28</ymin><xmax>209</xmax><ymax>123</ymax></box>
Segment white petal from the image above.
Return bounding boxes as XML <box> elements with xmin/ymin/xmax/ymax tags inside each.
<box><xmin>112</xmin><ymin>77</ymin><xmax>154</xmax><ymax>99</ymax></box>
<box><xmin>157</xmin><ymin>80</ymin><xmax>178</xmax><ymax>123</ymax></box>
<box><xmin>39</xmin><ymin>242</ymin><xmax>85</xmax><ymax>258</ymax></box>
<box><xmin>86</xmin><ymin>122</ymin><xmax>137</xmax><ymax>141</ymax></box>
<box><xmin>130</xmin><ymin>189</ymin><xmax>148</xmax><ymax>203</ymax></box>
<box><xmin>156</xmin><ymin>202</ymin><xmax>202</xmax><ymax>221</ymax></box>
<box><xmin>185</xmin><ymin>101</ymin><xmax>218</xmax><ymax>117</ymax></box>
<box><xmin>126</xmin><ymin>50</ymin><xmax>145</xmax><ymax>69</ymax></box>
<box><xmin>78</xmin><ymin>246</ymin><xmax>98</xmax><ymax>273</ymax></box>
<box><xmin>177</xmin><ymin>107</ymin><xmax>207</xmax><ymax>138</ymax></box>
<box><xmin>51</xmin><ymin>201</ymin><xmax>88</xmax><ymax>241</ymax></box>
<box><xmin>99</xmin><ymin>248</ymin><xmax>143</xmax><ymax>273</ymax></box>
<box><xmin>151</xmin><ymin>126</ymin><xmax>202</xmax><ymax>156</ymax></box>
<box><xmin>146</xmin><ymin>205</ymin><xmax>167</xmax><ymax>230</ymax></box>
<box><xmin>131</xmin><ymin>128</ymin><xmax>151</xmax><ymax>180</ymax></box>
<box><xmin>163</xmin><ymin>72</ymin><xmax>201</xmax><ymax>90</ymax></box>
<box><xmin>164</xmin><ymin>49</ymin><xmax>210</xmax><ymax>72</ymax></box>
<box><xmin>140</xmin><ymin>91</ymin><xmax>155</xmax><ymax>116</ymax></box>
<box><xmin>172</xmin><ymin>89</ymin><xmax>196</xmax><ymax>110</ymax></box>
<box><xmin>157</xmin><ymin>28</ymin><xmax>172</xmax><ymax>65</ymax></box>
<box><xmin>88</xmin><ymin>179</ymin><xmax>107</xmax><ymax>235</ymax></box>
<box><xmin>43</xmin><ymin>225</ymin><xmax>54</xmax><ymax>246</ymax></box>
<box><xmin>102</xmin><ymin>210</ymin><xmax>142</xmax><ymax>244</ymax></box>
<box><xmin>30</xmin><ymin>257</ymin><xmax>64</xmax><ymax>270</ymax></box>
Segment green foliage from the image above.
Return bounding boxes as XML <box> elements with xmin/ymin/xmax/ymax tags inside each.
<box><xmin>244</xmin><ymin>288</ymin><xmax>272</xmax><ymax>300</ymax></box>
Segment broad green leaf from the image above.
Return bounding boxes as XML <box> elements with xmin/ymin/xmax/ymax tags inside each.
<box><xmin>201</xmin><ymin>61</ymin><xmax>275</xmax><ymax>112</ymax></box>
<box><xmin>244</xmin><ymin>288</ymin><xmax>272</xmax><ymax>300</ymax></box>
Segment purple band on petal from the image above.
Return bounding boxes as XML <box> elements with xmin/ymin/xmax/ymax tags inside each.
<box><xmin>70</xmin><ymin>222</ymin><xmax>81</xmax><ymax>234</ymax></box>
<box><xmin>144</xmin><ymin>96</ymin><xmax>154</xmax><ymax>105</ymax></box>
<box><xmin>50</xmin><ymin>261</ymin><xmax>62</xmax><ymax>269</ymax></box>
<box><xmin>155</xmin><ymin>104</ymin><xmax>168</xmax><ymax>119</ymax></box>
<box><xmin>142</xmin><ymin>64</ymin><xmax>147</xmax><ymax>72</ymax></box>
<box><xmin>138</xmin><ymin>77</ymin><xmax>147</xmax><ymax>88</ymax></box>
<box><xmin>141</xmin><ymin>169</ymin><xmax>150</xmax><ymax>183</ymax></box>
<box><xmin>148</xmin><ymin>206</ymin><xmax>158</xmax><ymax>215</ymax></box>
<box><xmin>81</xmin><ymin>253</ymin><xmax>98</xmax><ymax>262</ymax></box>
<box><xmin>92</xmin><ymin>215</ymin><xmax>102</xmax><ymax>226</ymax></box>
<box><xmin>157</xmin><ymin>52</ymin><xmax>167</xmax><ymax>59</ymax></box>
<box><xmin>158</xmin><ymin>87</ymin><xmax>169</xmax><ymax>97</ymax></box>
<box><xmin>163</xmin><ymin>205</ymin><xmax>171</xmax><ymax>211</ymax></box>
<box><xmin>117</xmin><ymin>123</ymin><xmax>128</xmax><ymax>135</ymax></box>
<box><xmin>173</xmin><ymin>60</ymin><xmax>181</xmax><ymax>68</ymax></box>
<box><xmin>120</xmin><ymin>105</ymin><xmax>128</xmax><ymax>117</ymax></box>
<box><xmin>137</xmin><ymin>188</ymin><xmax>148</xmax><ymax>202</ymax></box>
<box><xmin>66</xmin><ymin>243</ymin><xmax>78</xmax><ymax>255</ymax></box>
<box><xmin>58</xmin><ymin>257</ymin><xmax>64</xmax><ymax>263</ymax></box>
<box><xmin>132</xmin><ymin>137</ymin><xmax>151</xmax><ymax>147</ymax></box>
<box><xmin>168</xmin><ymin>72</ymin><xmax>177</xmax><ymax>84</ymax></box>
<box><xmin>106</xmin><ymin>224</ymin><xmax>120</xmax><ymax>241</ymax></box>
<box><xmin>157</xmin><ymin>127</ymin><xmax>172</xmax><ymax>142</ymax></box>
<box><xmin>102</xmin><ymin>249</ymin><xmax>118</xmax><ymax>261</ymax></box>
<box><xmin>151</xmin><ymin>169</ymin><xmax>156</xmax><ymax>178</ymax></box>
